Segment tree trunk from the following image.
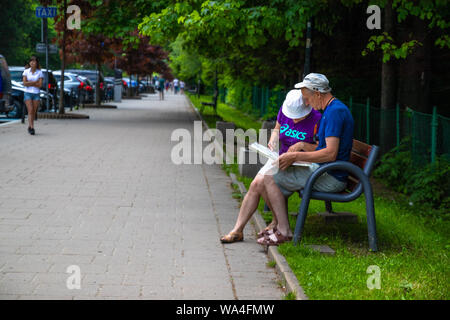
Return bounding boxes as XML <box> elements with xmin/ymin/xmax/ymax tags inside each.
<box><xmin>213</xmin><ymin>67</ymin><xmax>218</xmax><ymax>114</ymax></box>
<box><xmin>58</xmin><ymin>0</ymin><xmax>67</xmax><ymax>114</ymax></box>
<box><xmin>397</xmin><ymin>17</ymin><xmax>431</xmax><ymax>114</ymax></box>
<box><xmin>379</xmin><ymin>0</ymin><xmax>396</xmax><ymax>153</ymax></box>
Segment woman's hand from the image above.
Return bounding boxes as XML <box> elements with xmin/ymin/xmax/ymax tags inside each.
<box><xmin>273</xmin><ymin>152</ymin><xmax>297</xmax><ymax>170</ymax></box>
<box><xmin>287</xmin><ymin>142</ymin><xmax>304</xmax><ymax>153</ymax></box>
<box><xmin>268</xmin><ymin>139</ymin><xmax>277</xmax><ymax>151</ymax></box>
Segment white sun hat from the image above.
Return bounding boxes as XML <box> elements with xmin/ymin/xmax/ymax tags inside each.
<box><xmin>281</xmin><ymin>89</ymin><xmax>312</xmax><ymax>119</ymax></box>
<box><xmin>294</xmin><ymin>73</ymin><xmax>332</xmax><ymax>93</ymax></box>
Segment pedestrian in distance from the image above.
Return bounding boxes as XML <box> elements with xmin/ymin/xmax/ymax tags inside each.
<box><xmin>173</xmin><ymin>78</ymin><xmax>179</xmax><ymax>94</ymax></box>
<box><xmin>22</xmin><ymin>56</ymin><xmax>44</xmax><ymax>135</ymax></box>
<box><xmin>158</xmin><ymin>76</ymin><xmax>165</xmax><ymax>100</ymax></box>
<box><xmin>220</xmin><ymin>89</ymin><xmax>322</xmax><ymax>244</ymax></box>
<box><xmin>180</xmin><ymin>80</ymin><xmax>185</xmax><ymax>94</ymax></box>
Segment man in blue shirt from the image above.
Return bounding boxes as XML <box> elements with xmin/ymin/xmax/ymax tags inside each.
<box><xmin>258</xmin><ymin>73</ymin><xmax>354</xmax><ymax>246</ymax></box>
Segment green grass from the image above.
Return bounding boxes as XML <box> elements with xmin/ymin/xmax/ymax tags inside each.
<box><xmin>189</xmin><ymin>92</ymin><xmax>450</xmax><ymax>300</ymax></box>
<box><xmin>187</xmin><ymin>93</ymin><xmax>261</xmax><ymax>131</ymax></box>
<box><xmin>222</xmin><ymin>159</ymin><xmax>449</xmax><ymax>300</ymax></box>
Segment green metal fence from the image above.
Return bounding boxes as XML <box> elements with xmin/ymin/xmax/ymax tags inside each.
<box><xmin>217</xmin><ymin>86</ymin><xmax>449</xmax><ymax>164</ymax></box>
<box><xmin>348</xmin><ymin>98</ymin><xmax>450</xmax><ymax>165</ymax></box>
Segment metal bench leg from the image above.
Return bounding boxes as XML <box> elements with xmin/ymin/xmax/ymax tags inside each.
<box><xmin>293</xmin><ymin>193</ymin><xmax>311</xmax><ymax>245</ymax></box>
<box><xmin>325</xmin><ymin>200</ymin><xmax>333</xmax><ymax>213</ymax></box>
<box><xmin>362</xmin><ymin>178</ymin><xmax>378</xmax><ymax>252</ymax></box>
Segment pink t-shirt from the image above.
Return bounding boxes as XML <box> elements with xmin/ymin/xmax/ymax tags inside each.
<box><xmin>276</xmin><ymin>108</ymin><xmax>322</xmax><ymax>154</ymax></box>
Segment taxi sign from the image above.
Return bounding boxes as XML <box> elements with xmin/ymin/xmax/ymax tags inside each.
<box><xmin>36</xmin><ymin>7</ymin><xmax>57</xmax><ymax>18</ymax></box>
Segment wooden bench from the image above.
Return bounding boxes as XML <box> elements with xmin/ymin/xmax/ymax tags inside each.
<box><xmin>293</xmin><ymin>139</ymin><xmax>380</xmax><ymax>251</ymax></box>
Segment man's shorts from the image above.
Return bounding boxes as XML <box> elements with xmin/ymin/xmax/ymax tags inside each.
<box><xmin>272</xmin><ymin>163</ymin><xmax>347</xmax><ymax>197</ymax></box>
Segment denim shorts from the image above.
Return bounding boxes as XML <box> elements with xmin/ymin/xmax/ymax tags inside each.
<box><xmin>272</xmin><ymin>163</ymin><xmax>347</xmax><ymax>197</ymax></box>
<box><xmin>24</xmin><ymin>92</ymin><xmax>41</xmax><ymax>101</ymax></box>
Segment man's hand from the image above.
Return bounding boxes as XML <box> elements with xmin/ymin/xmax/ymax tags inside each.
<box><xmin>287</xmin><ymin>142</ymin><xmax>304</xmax><ymax>153</ymax></box>
<box><xmin>273</xmin><ymin>152</ymin><xmax>298</xmax><ymax>170</ymax></box>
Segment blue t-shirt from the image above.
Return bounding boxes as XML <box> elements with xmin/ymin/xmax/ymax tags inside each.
<box><xmin>316</xmin><ymin>98</ymin><xmax>354</xmax><ymax>182</ymax></box>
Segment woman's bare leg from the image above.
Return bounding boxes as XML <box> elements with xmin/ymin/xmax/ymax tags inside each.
<box><xmin>263</xmin><ymin>174</ymin><xmax>292</xmax><ymax>237</ymax></box>
<box><xmin>259</xmin><ymin>179</ymin><xmax>278</xmax><ymax>229</ymax></box>
<box><xmin>230</xmin><ymin>174</ymin><xmax>268</xmax><ymax>233</ymax></box>
<box><xmin>32</xmin><ymin>100</ymin><xmax>40</xmax><ymax>127</ymax></box>
<box><xmin>25</xmin><ymin>100</ymin><xmax>34</xmax><ymax>128</ymax></box>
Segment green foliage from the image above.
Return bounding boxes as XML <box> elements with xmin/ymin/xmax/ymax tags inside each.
<box><xmin>407</xmin><ymin>158</ymin><xmax>450</xmax><ymax>213</ymax></box>
<box><xmin>264</xmin><ymin>84</ymin><xmax>286</xmax><ymax>120</ymax></box>
<box><xmin>0</xmin><ymin>0</ymin><xmax>60</xmax><ymax>69</ymax></box>
<box><xmin>169</xmin><ymin>36</ymin><xmax>202</xmax><ymax>83</ymax></box>
<box><xmin>363</xmin><ymin>32</ymin><xmax>422</xmax><ymax>63</ymax></box>
<box><xmin>362</xmin><ymin>0</ymin><xmax>450</xmax><ymax>59</ymax></box>
<box><xmin>220</xmin><ymin>77</ymin><xmax>253</xmax><ymax>114</ymax></box>
<box><xmin>374</xmin><ymin>141</ymin><xmax>450</xmax><ymax>214</ymax></box>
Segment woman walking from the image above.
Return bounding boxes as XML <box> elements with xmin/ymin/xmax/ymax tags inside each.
<box><xmin>22</xmin><ymin>56</ymin><xmax>43</xmax><ymax>135</ymax></box>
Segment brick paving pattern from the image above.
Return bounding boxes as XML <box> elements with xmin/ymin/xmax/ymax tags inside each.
<box><xmin>0</xmin><ymin>92</ymin><xmax>283</xmax><ymax>300</ymax></box>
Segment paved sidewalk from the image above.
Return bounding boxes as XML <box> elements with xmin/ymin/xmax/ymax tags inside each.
<box><xmin>0</xmin><ymin>92</ymin><xmax>284</xmax><ymax>299</ymax></box>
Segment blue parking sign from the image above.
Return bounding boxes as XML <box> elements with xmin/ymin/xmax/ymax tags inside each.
<box><xmin>36</xmin><ymin>6</ymin><xmax>57</xmax><ymax>18</ymax></box>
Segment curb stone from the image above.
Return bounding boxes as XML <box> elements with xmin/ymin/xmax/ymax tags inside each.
<box><xmin>185</xmin><ymin>95</ymin><xmax>308</xmax><ymax>301</ymax></box>
<box><xmin>82</xmin><ymin>104</ymin><xmax>118</xmax><ymax>109</ymax></box>
<box><xmin>36</xmin><ymin>112</ymin><xmax>89</xmax><ymax>119</ymax></box>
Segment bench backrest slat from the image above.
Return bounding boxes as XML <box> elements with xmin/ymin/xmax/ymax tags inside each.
<box><xmin>352</xmin><ymin>139</ymin><xmax>372</xmax><ymax>157</ymax></box>
<box><xmin>346</xmin><ymin>139</ymin><xmax>373</xmax><ymax>192</ymax></box>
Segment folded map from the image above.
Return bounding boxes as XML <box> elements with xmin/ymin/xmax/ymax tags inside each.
<box><xmin>249</xmin><ymin>142</ymin><xmax>315</xmax><ymax>167</ymax></box>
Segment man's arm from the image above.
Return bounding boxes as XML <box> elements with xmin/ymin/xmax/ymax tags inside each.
<box><xmin>276</xmin><ymin>137</ymin><xmax>340</xmax><ymax>170</ymax></box>
<box><xmin>287</xmin><ymin>141</ymin><xmax>319</xmax><ymax>153</ymax></box>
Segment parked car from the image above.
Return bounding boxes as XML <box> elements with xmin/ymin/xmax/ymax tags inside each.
<box><xmin>77</xmin><ymin>75</ymin><xmax>95</xmax><ymax>103</ymax></box>
<box><xmin>53</xmin><ymin>71</ymin><xmax>88</xmax><ymax>105</ymax></box>
<box><xmin>122</xmin><ymin>77</ymin><xmax>138</xmax><ymax>88</ymax></box>
<box><xmin>65</xmin><ymin>69</ymin><xmax>105</xmax><ymax>101</ymax></box>
<box><xmin>1</xmin><ymin>54</ymin><xmax>21</xmax><ymax>118</ymax></box>
<box><xmin>122</xmin><ymin>77</ymin><xmax>139</xmax><ymax>96</ymax></box>
<box><xmin>140</xmin><ymin>79</ymin><xmax>155</xmax><ymax>93</ymax></box>
<box><xmin>104</xmin><ymin>77</ymin><xmax>115</xmax><ymax>101</ymax></box>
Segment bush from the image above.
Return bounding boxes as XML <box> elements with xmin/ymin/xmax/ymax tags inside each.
<box><xmin>406</xmin><ymin>159</ymin><xmax>450</xmax><ymax>213</ymax></box>
<box><xmin>263</xmin><ymin>84</ymin><xmax>286</xmax><ymax>120</ymax></box>
<box><xmin>374</xmin><ymin>141</ymin><xmax>450</xmax><ymax>215</ymax></box>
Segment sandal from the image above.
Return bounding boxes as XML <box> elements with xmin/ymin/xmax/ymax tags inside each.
<box><xmin>220</xmin><ymin>231</ymin><xmax>244</xmax><ymax>243</ymax></box>
<box><xmin>257</xmin><ymin>231</ymin><xmax>292</xmax><ymax>246</ymax></box>
<box><xmin>257</xmin><ymin>226</ymin><xmax>277</xmax><ymax>238</ymax></box>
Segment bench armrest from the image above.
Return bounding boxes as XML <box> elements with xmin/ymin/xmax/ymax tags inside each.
<box><xmin>303</xmin><ymin>161</ymin><xmax>369</xmax><ymax>199</ymax></box>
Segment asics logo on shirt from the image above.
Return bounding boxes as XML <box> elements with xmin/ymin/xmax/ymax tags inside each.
<box><xmin>280</xmin><ymin>124</ymin><xmax>307</xmax><ymax>140</ymax></box>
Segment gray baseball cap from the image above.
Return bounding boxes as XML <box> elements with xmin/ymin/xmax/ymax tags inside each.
<box><xmin>295</xmin><ymin>73</ymin><xmax>332</xmax><ymax>93</ymax></box>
